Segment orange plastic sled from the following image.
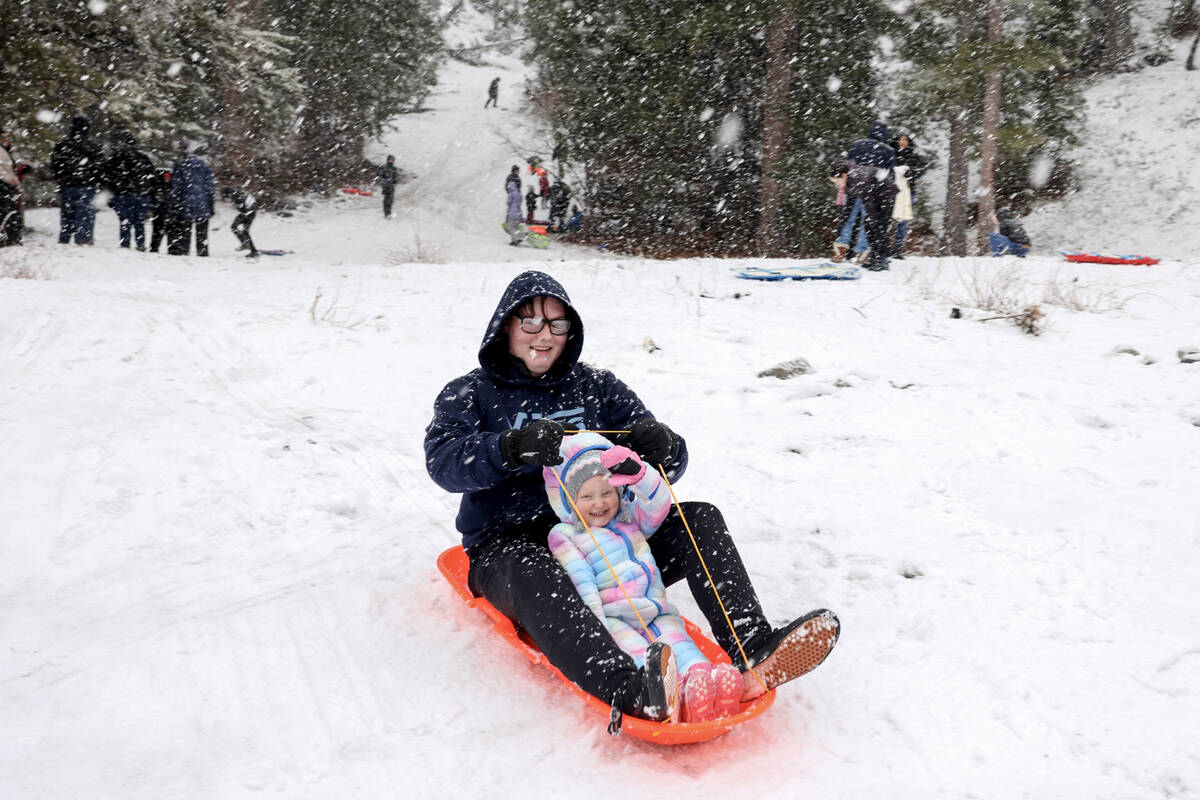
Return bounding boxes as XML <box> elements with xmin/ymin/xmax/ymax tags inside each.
<box><xmin>437</xmin><ymin>545</ymin><xmax>775</xmax><ymax>745</ymax></box>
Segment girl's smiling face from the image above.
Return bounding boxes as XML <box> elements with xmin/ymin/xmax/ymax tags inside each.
<box><xmin>574</xmin><ymin>474</ymin><xmax>619</xmax><ymax>527</ymax></box>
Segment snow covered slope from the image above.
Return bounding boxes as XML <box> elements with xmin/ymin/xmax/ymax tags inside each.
<box><xmin>1025</xmin><ymin>36</ymin><xmax>1200</xmax><ymax>260</ymax></box>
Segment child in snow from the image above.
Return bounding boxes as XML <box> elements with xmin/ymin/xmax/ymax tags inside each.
<box><xmin>829</xmin><ymin>166</ymin><xmax>869</xmax><ymax>263</ymax></box>
<box><xmin>989</xmin><ymin>207</ymin><xmax>1031</xmax><ymax>257</ymax></box>
<box><xmin>220</xmin><ymin>186</ymin><xmax>257</xmax><ymax>257</ymax></box>
<box><xmin>525</xmin><ymin>187</ymin><xmax>538</xmax><ymax>224</ymax></box>
<box><xmin>543</xmin><ymin>432</ymin><xmax>744</xmax><ymax>723</ymax></box>
<box><xmin>564</xmin><ymin>205</ymin><xmax>583</xmax><ymax>233</ymax></box>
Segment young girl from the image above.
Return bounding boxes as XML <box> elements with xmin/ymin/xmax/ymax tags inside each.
<box><xmin>543</xmin><ymin>432</ymin><xmax>743</xmax><ymax>723</ymax></box>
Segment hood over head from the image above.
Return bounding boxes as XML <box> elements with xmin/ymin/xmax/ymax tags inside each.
<box><xmin>996</xmin><ymin>207</ymin><xmax>1016</xmax><ymax>221</ymax></box>
<box><xmin>69</xmin><ymin>115</ymin><xmax>90</xmax><ymax>138</ymax></box>
<box><xmin>478</xmin><ymin>270</ymin><xmax>584</xmax><ymax>385</ymax></box>
<box><xmin>868</xmin><ymin>120</ymin><xmax>890</xmax><ymax>143</ymax></box>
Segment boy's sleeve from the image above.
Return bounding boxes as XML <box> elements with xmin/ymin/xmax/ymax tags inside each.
<box><xmin>593</xmin><ymin>367</ymin><xmax>689</xmax><ymax>481</ymax></box>
<box><xmin>548</xmin><ymin>525</ymin><xmax>604</xmax><ymax>619</ymax></box>
<box><xmin>424</xmin><ymin>376</ymin><xmax>513</xmax><ymax>493</ymax></box>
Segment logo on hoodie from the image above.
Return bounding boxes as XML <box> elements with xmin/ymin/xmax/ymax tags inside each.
<box><xmin>511</xmin><ymin>408</ymin><xmax>584</xmax><ymax>429</ymax></box>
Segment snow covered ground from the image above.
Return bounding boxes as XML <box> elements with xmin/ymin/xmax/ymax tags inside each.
<box><xmin>3</xmin><ymin>31</ymin><xmax>1200</xmax><ymax>800</ymax></box>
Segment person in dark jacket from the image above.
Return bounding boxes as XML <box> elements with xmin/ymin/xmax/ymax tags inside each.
<box><xmin>103</xmin><ymin>130</ymin><xmax>156</xmax><ymax>250</ymax></box>
<box><xmin>147</xmin><ymin>170</ymin><xmax>174</xmax><ymax>254</ymax></box>
<box><xmin>989</xmin><ymin>207</ymin><xmax>1031</xmax><ymax>257</ymax></box>
<box><xmin>0</xmin><ymin>129</ymin><xmax>22</xmax><ymax>247</ymax></box>
<box><xmin>844</xmin><ymin>121</ymin><xmax>897</xmax><ymax>271</ymax></box>
<box><xmin>524</xmin><ymin>187</ymin><xmax>538</xmax><ymax>224</ymax></box>
<box><xmin>424</xmin><ymin>271</ymin><xmax>840</xmax><ymax>727</ymax></box>
<box><xmin>547</xmin><ymin>180</ymin><xmax>570</xmax><ymax>232</ymax></box>
<box><xmin>889</xmin><ymin>131</ymin><xmax>927</xmax><ymax>258</ymax></box>
<box><xmin>377</xmin><ymin>155</ymin><xmax>399</xmax><ymax>219</ymax></box>
<box><xmin>485</xmin><ymin>77</ymin><xmax>499</xmax><ymax>109</ymax></box>
<box><xmin>50</xmin><ymin>115</ymin><xmax>104</xmax><ymax>245</ymax></box>
<box><xmin>221</xmin><ymin>186</ymin><xmax>257</xmax><ymax>257</ymax></box>
<box><xmin>167</xmin><ymin>146</ymin><xmax>215</xmax><ymax>256</ymax></box>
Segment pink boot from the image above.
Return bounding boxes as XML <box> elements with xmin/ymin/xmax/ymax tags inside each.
<box><xmin>680</xmin><ymin>664</ymin><xmax>715</xmax><ymax>723</ymax></box>
<box><xmin>711</xmin><ymin>663</ymin><xmax>743</xmax><ymax>718</ymax></box>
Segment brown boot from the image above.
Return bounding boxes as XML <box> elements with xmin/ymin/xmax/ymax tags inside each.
<box><xmin>831</xmin><ymin>242</ymin><xmax>849</xmax><ymax>263</ymax></box>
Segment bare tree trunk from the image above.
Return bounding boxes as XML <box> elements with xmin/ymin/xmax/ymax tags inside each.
<box><xmin>976</xmin><ymin>0</ymin><xmax>1004</xmax><ymax>255</ymax></box>
<box><xmin>757</xmin><ymin>2</ymin><xmax>797</xmax><ymax>256</ymax></box>
<box><xmin>1098</xmin><ymin>0</ymin><xmax>1134</xmax><ymax>72</ymax></box>
<box><xmin>942</xmin><ymin>0</ymin><xmax>972</xmax><ymax>256</ymax></box>
<box><xmin>1188</xmin><ymin>28</ymin><xmax>1200</xmax><ymax>70</ymax></box>
<box><xmin>220</xmin><ymin>0</ymin><xmax>262</xmax><ymax>185</ymax></box>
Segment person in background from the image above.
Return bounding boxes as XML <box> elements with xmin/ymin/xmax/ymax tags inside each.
<box><xmin>548</xmin><ymin>179</ymin><xmax>570</xmax><ymax>232</ymax></box>
<box><xmin>102</xmin><ymin>129</ymin><xmax>156</xmax><ymax>251</ymax></box>
<box><xmin>890</xmin><ymin>164</ymin><xmax>914</xmax><ymax>260</ymax></box>
<box><xmin>989</xmin><ymin>208</ymin><xmax>1031</xmax><ymax>257</ymax></box>
<box><xmin>843</xmin><ymin>121</ymin><xmax>897</xmax><ymax>271</ymax></box>
<box><xmin>504</xmin><ymin>166</ymin><xmax>525</xmax><ymax>246</ymax></box>
<box><xmin>829</xmin><ymin>165</ymin><xmax>868</xmax><ymax>263</ymax></box>
<box><xmin>890</xmin><ymin>131</ymin><xmax>927</xmax><ymax>258</ymax></box>
<box><xmin>168</xmin><ymin>144</ymin><xmax>215</xmax><ymax>256</ymax></box>
<box><xmin>50</xmin><ymin>115</ymin><xmax>103</xmax><ymax>245</ymax></box>
<box><xmin>485</xmin><ymin>77</ymin><xmax>500</xmax><ymax>109</ymax></box>
<box><xmin>221</xmin><ymin>186</ymin><xmax>258</xmax><ymax>257</ymax></box>
<box><xmin>564</xmin><ymin>205</ymin><xmax>583</xmax><ymax>233</ymax></box>
<box><xmin>525</xmin><ymin>186</ymin><xmax>538</xmax><ymax>224</ymax></box>
<box><xmin>147</xmin><ymin>169</ymin><xmax>174</xmax><ymax>254</ymax></box>
<box><xmin>0</xmin><ymin>128</ymin><xmax>22</xmax><ymax>247</ymax></box>
<box><xmin>377</xmin><ymin>155</ymin><xmax>399</xmax><ymax>219</ymax></box>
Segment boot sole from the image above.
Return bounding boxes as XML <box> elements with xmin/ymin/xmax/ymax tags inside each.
<box><xmin>643</xmin><ymin>642</ymin><xmax>681</xmax><ymax>722</ymax></box>
<box><xmin>744</xmin><ymin>610</ymin><xmax>840</xmax><ymax>699</ymax></box>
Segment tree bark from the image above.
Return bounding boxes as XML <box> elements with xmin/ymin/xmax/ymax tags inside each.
<box><xmin>757</xmin><ymin>2</ymin><xmax>797</xmax><ymax>256</ymax></box>
<box><xmin>1188</xmin><ymin>28</ymin><xmax>1200</xmax><ymax>70</ymax></box>
<box><xmin>220</xmin><ymin>0</ymin><xmax>262</xmax><ymax>184</ymax></box>
<box><xmin>976</xmin><ymin>0</ymin><xmax>1004</xmax><ymax>255</ymax></box>
<box><xmin>942</xmin><ymin>0</ymin><xmax>972</xmax><ymax>256</ymax></box>
<box><xmin>1097</xmin><ymin>0</ymin><xmax>1134</xmax><ymax>73</ymax></box>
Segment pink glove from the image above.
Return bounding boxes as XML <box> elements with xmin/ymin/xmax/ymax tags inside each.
<box><xmin>600</xmin><ymin>446</ymin><xmax>645</xmax><ymax>486</ymax></box>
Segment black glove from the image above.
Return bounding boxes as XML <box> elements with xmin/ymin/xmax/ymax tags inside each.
<box><xmin>626</xmin><ymin>418</ymin><xmax>676</xmax><ymax>465</ymax></box>
<box><xmin>499</xmin><ymin>419</ymin><xmax>565</xmax><ymax>469</ymax></box>
<box><xmin>607</xmin><ymin>456</ymin><xmax>641</xmax><ymax>477</ymax></box>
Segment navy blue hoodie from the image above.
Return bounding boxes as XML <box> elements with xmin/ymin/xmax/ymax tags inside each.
<box><xmin>424</xmin><ymin>271</ymin><xmax>689</xmax><ymax>551</ymax></box>
<box><xmin>846</xmin><ymin>121</ymin><xmax>897</xmax><ymax>170</ymax></box>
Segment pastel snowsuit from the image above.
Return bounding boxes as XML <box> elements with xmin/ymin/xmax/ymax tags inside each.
<box><xmin>543</xmin><ymin>434</ymin><xmax>708</xmax><ymax>672</ymax></box>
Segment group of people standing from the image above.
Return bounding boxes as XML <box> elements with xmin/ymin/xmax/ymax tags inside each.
<box><xmin>830</xmin><ymin>120</ymin><xmax>1032</xmax><ymax>265</ymax></box>
<box><xmin>504</xmin><ymin>158</ymin><xmax>581</xmax><ymax>246</ymax></box>
<box><xmin>1</xmin><ymin>115</ymin><xmax>257</xmax><ymax>257</ymax></box>
<box><xmin>0</xmin><ymin>128</ymin><xmax>28</xmax><ymax>247</ymax></box>
<box><xmin>829</xmin><ymin>121</ymin><xmax>926</xmax><ymax>271</ymax></box>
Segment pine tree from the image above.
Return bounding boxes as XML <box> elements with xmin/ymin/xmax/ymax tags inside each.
<box><xmin>894</xmin><ymin>0</ymin><xmax>1081</xmax><ymax>254</ymax></box>
<box><xmin>0</xmin><ymin>0</ymin><xmax>300</xmax><ymax>174</ymax></box>
<box><xmin>265</xmin><ymin>0</ymin><xmax>442</xmax><ymax>186</ymax></box>
<box><xmin>525</xmin><ymin>0</ymin><xmax>888</xmax><ymax>256</ymax></box>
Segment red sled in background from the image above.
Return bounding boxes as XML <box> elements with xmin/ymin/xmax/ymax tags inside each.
<box><xmin>436</xmin><ymin>545</ymin><xmax>776</xmax><ymax>745</ymax></box>
<box><xmin>1061</xmin><ymin>250</ymin><xmax>1160</xmax><ymax>265</ymax></box>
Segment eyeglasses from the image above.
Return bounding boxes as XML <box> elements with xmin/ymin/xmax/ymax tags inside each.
<box><xmin>517</xmin><ymin>316</ymin><xmax>571</xmax><ymax>335</ymax></box>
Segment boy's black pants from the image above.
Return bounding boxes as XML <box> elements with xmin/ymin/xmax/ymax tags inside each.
<box><xmin>466</xmin><ymin>501</ymin><xmax>773</xmax><ymax>706</ymax></box>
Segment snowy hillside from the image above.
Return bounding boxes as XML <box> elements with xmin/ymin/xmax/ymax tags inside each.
<box><xmin>1025</xmin><ymin>35</ymin><xmax>1200</xmax><ymax>260</ymax></box>
<box><xmin>3</xmin><ymin>26</ymin><xmax>1200</xmax><ymax>800</ymax></box>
